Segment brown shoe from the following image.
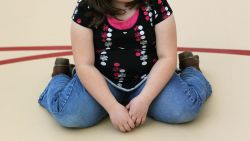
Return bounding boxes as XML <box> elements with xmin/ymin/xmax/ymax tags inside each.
<box><xmin>51</xmin><ymin>58</ymin><xmax>71</xmax><ymax>77</ymax></box>
<box><xmin>178</xmin><ymin>51</ymin><xmax>201</xmax><ymax>72</ymax></box>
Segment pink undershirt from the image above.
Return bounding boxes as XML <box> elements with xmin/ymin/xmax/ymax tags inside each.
<box><xmin>107</xmin><ymin>9</ymin><xmax>139</xmax><ymax>30</ymax></box>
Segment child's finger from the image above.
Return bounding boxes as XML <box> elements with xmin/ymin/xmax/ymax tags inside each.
<box><xmin>126</xmin><ymin>103</ymin><xmax>131</xmax><ymax>109</ymax></box>
<box><xmin>141</xmin><ymin>116</ymin><xmax>146</xmax><ymax>125</ymax></box>
<box><xmin>132</xmin><ymin>115</ymin><xmax>137</xmax><ymax>123</ymax></box>
<box><xmin>135</xmin><ymin>117</ymin><xmax>142</xmax><ymax>127</ymax></box>
<box><xmin>119</xmin><ymin>125</ymin><xmax>126</xmax><ymax>133</ymax></box>
<box><xmin>128</xmin><ymin>118</ymin><xmax>135</xmax><ymax>128</ymax></box>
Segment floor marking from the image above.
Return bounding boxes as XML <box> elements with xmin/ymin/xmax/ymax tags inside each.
<box><xmin>178</xmin><ymin>47</ymin><xmax>250</xmax><ymax>56</ymax></box>
<box><xmin>0</xmin><ymin>51</ymin><xmax>72</xmax><ymax>65</ymax></box>
<box><xmin>0</xmin><ymin>46</ymin><xmax>71</xmax><ymax>51</ymax></box>
<box><xmin>0</xmin><ymin>46</ymin><xmax>249</xmax><ymax>65</ymax></box>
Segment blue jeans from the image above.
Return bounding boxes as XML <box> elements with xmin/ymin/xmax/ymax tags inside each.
<box><xmin>38</xmin><ymin>67</ymin><xmax>212</xmax><ymax>128</ymax></box>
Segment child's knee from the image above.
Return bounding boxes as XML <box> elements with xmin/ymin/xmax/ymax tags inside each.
<box><xmin>53</xmin><ymin>107</ymin><xmax>108</xmax><ymax>128</ymax></box>
<box><xmin>149</xmin><ymin>104</ymin><xmax>199</xmax><ymax>124</ymax></box>
<box><xmin>55</xmin><ymin>113</ymin><xmax>107</xmax><ymax>128</ymax></box>
<box><xmin>165</xmin><ymin>109</ymin><xmax>198</xmax><ymax>124</ymax></box>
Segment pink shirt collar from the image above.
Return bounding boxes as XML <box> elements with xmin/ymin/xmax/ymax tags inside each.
<box><xmin>107</xmin><ymin>9</ymin><xmax>139</xmax><ymax>30</ymax></box>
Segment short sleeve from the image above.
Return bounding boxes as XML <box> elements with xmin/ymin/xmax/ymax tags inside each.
<box><xmin>71</xmin><ymin>0</ymin><xmax>92</xmax><ymax>29</ymax></box>
<box><xmin>153</xmin><ymin>0</ymin><xmax>173</xmax><ymax>25</ymax></box>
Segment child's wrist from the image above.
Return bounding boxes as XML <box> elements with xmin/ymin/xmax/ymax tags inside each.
<box><xmin>105</xmin><ymin>100</ymin><xmax>120</xmax><ymax>113</ymax></box>
<box><xmin>138</xmin><ymin>94</ymin><xmax>153</xmax><ymax>105</ymax></box>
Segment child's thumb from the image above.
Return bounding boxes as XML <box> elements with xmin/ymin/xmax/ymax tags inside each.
<box><xmin>126</xmin><ymin>103</ymin><xmax>131</xmax><ymax>109</ymax></box>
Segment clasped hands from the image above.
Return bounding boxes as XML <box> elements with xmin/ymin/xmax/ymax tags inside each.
<box><xmin>108</xmin><ymin>94</ymin><xmax>151</xmax><ymax>133</ymax></box>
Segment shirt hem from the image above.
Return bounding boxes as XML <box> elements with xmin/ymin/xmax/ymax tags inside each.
<box><xmin>103</xmin><ymin>76</ymin><xmax>147</xmax><ymax>92</ymax></box>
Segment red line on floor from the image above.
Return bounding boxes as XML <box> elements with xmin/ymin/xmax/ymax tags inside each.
<box><xmin>0</xmin><ymin>46</ymin><xmax>250</xmax><ymax>55</ymax></box>
<box><xmin>0</xmin><ymin>46</ymin><xmax>249</xmax><ymax>65</ymax></box>
<box><xmin>0</xmin><ymin>46</ymin><xmax>71</xmax><ymax>51</ymax></box>
<box><xmin>178</xmin><ymin>47</ymin><xmax>250</xmax><ymax>56</ymax></box>
<box><xmin>0</xmin><ymin>51</ymin><xmax>72</xmax><ymax>65</ymax></box>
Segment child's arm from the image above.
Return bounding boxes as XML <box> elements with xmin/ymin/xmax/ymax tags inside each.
<box><xmin>126</xmin><ymin>14</ymin><xmax>177</xmax><ymax>126</ymax></box>
<box><xmin>70</xmin><ymin>21</ymin><xmax>135</xmax><ymax>132</ymax></box>
<box><xmin>140</xmin><ymin>14</ymin><xmax>177</xmax><ymax>103</ymax></box>
<box><xmin>70</xmin><ymin>21</ymin><xmax>116</xmax><ymax>114</ymax></box>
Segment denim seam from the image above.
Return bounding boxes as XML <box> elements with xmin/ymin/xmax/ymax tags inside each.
<box><xmin>38</xmin><ymin>74</ymin><xmax>71</xmax><ymax>104</ymax></box>
<box><xmin>38</xmin><ymin>86</ymin><xmax>48</xmax><ymax>103</ymax></box>
<box><xmin>52</xmin><ymin>76</ymin><xmax>78</xmax><ymax>114</ymax></box>
<box><xmin>179</xmin><ymin>78</ymin><xmax>202</xmax><ymax>108</ymax></box>
<box><xmin>175</xmin><ymin>74</ymin><xmax>197</xmax><ymax>106</ymax></box>
<box><xmin>181</xmin><ymin>67</ymin><xmax>212</xmax><ymax>102</ymax></box>
<box><xmin>190</xmin><ymin>87</ymin><xmax>203</xmax><ymax>106</ymax></box>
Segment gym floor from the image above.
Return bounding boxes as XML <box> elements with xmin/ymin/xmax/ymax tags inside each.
<box><xmin>0</xmin><ymin>0</ymin><xmax>250</xmax><ymax>141</ymax></box>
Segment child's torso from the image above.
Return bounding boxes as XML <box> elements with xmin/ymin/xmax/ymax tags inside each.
<box><xmin>92</xmin><ymin>4</ymin><xmax>159</xmax><ymax>92</ymax></box>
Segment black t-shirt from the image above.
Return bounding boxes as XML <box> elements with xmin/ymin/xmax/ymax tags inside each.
<box><xmin>71</xmin><ymin>0</ymin><xmax>173</xmax><ymax>92</ymax></box>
